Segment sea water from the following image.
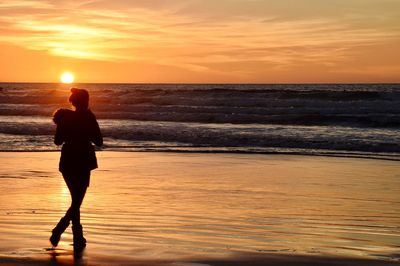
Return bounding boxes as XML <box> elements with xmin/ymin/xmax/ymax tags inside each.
<box><xmin>0</xmin><ymin>83</ymin><xmax>399</xmax><ymax>159</ymax></box>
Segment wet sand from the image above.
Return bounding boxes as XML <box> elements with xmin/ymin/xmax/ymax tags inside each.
<box><xmin>0</xmin><ymin>152</ymin><xmax>399</xmax><ymax>265</ymax></box>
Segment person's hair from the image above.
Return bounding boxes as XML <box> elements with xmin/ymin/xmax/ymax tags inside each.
<box><xmin>52</xmin><ymin>108</ymin><xmax>73</xmax><ymax>124</ymax></box>
<box><xmin>69</xmin><ymin>88</ymin><xmax>89</xmax><ymax>110</ymax></box>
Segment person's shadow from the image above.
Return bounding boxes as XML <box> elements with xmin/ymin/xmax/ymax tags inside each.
<box><xmin>48</xmin><ymin>246</ymin><xmax>87</xmax><ymax>266</ymax></box>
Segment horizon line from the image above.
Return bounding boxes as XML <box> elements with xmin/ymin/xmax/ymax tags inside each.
<box><xmin>1</xmin><ymin>81</ymin><xmax>399</xmax><ymax>85</ymax></box>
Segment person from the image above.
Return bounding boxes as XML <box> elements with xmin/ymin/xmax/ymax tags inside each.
<box><xmin>50</xmin><ymin>88</ymin><xmax>103</xmax><ymax>249</ymax></box>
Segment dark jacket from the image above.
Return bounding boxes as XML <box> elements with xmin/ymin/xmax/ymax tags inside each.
<box><xmin>54</xmin><ymin>108</ymin><xmax>103</xmax><ymax>173</ymax></box>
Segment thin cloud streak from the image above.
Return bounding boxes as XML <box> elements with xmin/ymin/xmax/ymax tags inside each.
<box><xmin>0</xmin><ymin>0</ymin><xmax>399</xmax><ymax>82</ymax></box>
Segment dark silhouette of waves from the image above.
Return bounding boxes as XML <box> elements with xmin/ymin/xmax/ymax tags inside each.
<box><xmin>0</xmin><ymin>83</ymin><xmax>399</xmax><ymax>157</ymax></box>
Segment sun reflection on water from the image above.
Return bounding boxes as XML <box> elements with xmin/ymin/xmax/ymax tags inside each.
<box><xmin>0</xmin><ymin>152</ymin><xmax>399</xmax><ymax>261</ymax></box>
<box><xmin>59</xmin><ymin>182</ymin><xmax>70</xmax><ymax>212</ymax></box>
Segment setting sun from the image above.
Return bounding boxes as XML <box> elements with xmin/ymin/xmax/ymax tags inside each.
<box><xmin>60</xmin><ymin>72</ymin><xmax>75</xmax><ymax>84</ymax></box>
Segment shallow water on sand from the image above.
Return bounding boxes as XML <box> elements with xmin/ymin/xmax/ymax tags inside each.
<box><xmin>0</xmin><ymin>152</ymin><xmax>399</xmax><ymax>263</ymax></box>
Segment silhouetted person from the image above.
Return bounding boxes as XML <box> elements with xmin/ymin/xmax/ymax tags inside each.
<box><xmin>50</xmin><ymin>88</ymin><xmax>102</xmax><ymax>250</ymax></box>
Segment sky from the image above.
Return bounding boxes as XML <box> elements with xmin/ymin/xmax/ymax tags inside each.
<box><xmin>0</xmin><ymin>0</ymin><xmax>399</xmax><ymax>83</ymax></box>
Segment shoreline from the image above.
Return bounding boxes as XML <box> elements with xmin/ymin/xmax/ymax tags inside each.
<box><xmin>0</xmin><ymin>149</ymin><xmax>399</xmax><ymax>162</ymax></box>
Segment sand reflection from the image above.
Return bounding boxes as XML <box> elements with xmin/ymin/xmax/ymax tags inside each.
<box><xmin>0</xmin><ymin>152</ymin><xmax>399</xmax><ymax>264</ymax></box>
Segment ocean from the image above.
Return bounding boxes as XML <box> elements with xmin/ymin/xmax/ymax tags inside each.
<box><xmin>0</xmin><ymin>83</ymin><xmax>399</xmax><ymax>160</ymax></box>
<box><xmin>1</xmin><ymin>83</ymin><xmax>400</xmax><ymax>263</ymax></box>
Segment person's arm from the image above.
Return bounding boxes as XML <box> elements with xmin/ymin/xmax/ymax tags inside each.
<box><xmin>53</xmin><ymin>108</ymin><xmax>68</xmax><ymax>145</ymax></box>
<box><xmin>54</xmin><ymin>124</ymin><xmax>64</xmax><ymax>145</ymax></box>
<box><xmin>90</xmin><ymin>114</ymin><xmax>103</xmax><ymax>147</ymax></box>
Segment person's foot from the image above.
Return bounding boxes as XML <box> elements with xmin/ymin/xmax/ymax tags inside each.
<box><xmin>72</xmin><ymin>224</ymin><xmax>86</xmax><ymax>249</ymax></box>
<box><xmin>49</xmin><ymin>217</ymin><xmax>70</xmax><ymax>247</ymax></box>
<box><xmin>49</xmin><ymin>231</ymin><xmax>61</xmax><ymax>247</ymax></box>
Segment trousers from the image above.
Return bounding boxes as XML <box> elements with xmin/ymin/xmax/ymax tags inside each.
<box><xmin>62</xmin><ymin>171</ymin><xmax>90</xmax><ymax>225</ymax></box>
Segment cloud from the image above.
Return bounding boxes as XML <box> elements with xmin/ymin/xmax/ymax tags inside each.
<box><xmin>0</xmin><ymin>0</ymin><xmax>399</xmax><ymax>81</ymax></box>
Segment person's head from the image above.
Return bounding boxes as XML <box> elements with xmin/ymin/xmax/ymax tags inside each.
<box><xmin>53</xmin><ymin>108</ymin><xmax>74</xmax><ymax>125</ymax></box>
<box><xmin>69</xmin><ymin>88</ymin><xmax>89</xmax><ymax>110</ymax></box>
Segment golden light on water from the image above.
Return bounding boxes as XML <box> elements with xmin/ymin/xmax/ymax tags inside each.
<box><xmin>60</xmin><ymin>72</ymin><xmax>75</xmax><ymax>84</ymax></box>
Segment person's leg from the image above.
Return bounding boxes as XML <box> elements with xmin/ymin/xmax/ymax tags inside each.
<box><xmin>50</xmin><ymin>216</ymin><xmax>70</xmax><ymax>247</ymax></box>
<box><xmin>49</xmin><ymin>171</ymin><xmax>74</xmax><ymax>247</ymax></box>
<box><xmin>70</xmin><ymin>182</ymin><xmax>87</xmax><ymax>226</ymax></box>
<box><xmin>63</xmin><ymin>171</ymin><xmax>89</xmax><ymax>223</ymax></box>
<box><xmin>50</xmin><ymin>171</ymin><xmax>89</xmax><ymax>247</ymax></box>
<box><xmin>70</xmin><ymin>171</ymin><xmax>90</xmax><ymax>248</ymax></box>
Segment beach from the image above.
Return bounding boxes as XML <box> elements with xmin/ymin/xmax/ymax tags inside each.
<box><xmin>0</xmin><ymin>151</ymin><xmax>399</xmax><ymax>265</ymax></box>
<box><xmin>2</xmin><ymin>0</ymin><xmax>400</xmax><ymax>264</ymax></box>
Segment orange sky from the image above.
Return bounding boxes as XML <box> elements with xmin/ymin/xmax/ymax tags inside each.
<box><xmin>0</xmin><ymin>0</ymin><xmax>399</xmax><ymax>83</ymax></box>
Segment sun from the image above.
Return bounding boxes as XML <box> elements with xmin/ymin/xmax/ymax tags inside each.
<box><xmin>60</xmin><ymin>72</ymin><xmax>75</xmax><ymax>84</ymax></box>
